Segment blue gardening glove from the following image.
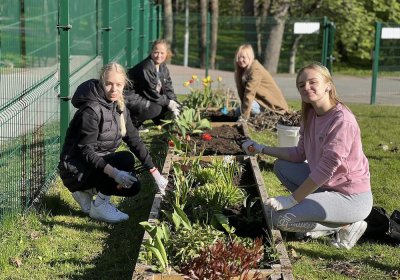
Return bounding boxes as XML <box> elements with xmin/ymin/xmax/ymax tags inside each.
<box><xmin>266</xmin><ymin>195</ymin><xmax>298</xmax><ymax>211</ymax></box>
<box><xmin>150</xmin><ymin>168</ymin><xmax>168</xmax><ymax>195</ymax></box>
<box><xmin>241</xmin><ymin>139</ymin><xmax>265</xmax><ymax>156</ymax></box>
<box><xmin>112</xmin><ymin>169</ymin><xmax>138</xmax><ymax>188</ymax></box>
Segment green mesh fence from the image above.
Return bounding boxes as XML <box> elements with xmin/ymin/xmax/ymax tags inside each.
<box><xmin>0</xmin><ymin>0</ymin><xmax>59</xmax><ymax>219</ymax></box>
<box><xmin>171</xmin><ymin>14</ymin><xmax>324</xmax><ymax>73</ymax></box>
<box><xmin>376</xmin><ymin>22</ymin><xmax>400</xmax><ymax>100</ymax></box>
<box><xmin>0</xmin><ymin>0</ymin><xmax>159</xmax><ymax>222</ymax></box>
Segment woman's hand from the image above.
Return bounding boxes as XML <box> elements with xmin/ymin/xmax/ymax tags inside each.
<box><xmin>266</xmin><ymin>195</ymin><xmax>298</xmax><ymax>211</ymax></box>
<box><xmin>150</xmin><ymin>168</ymin><xmax>168</xmax><ymax>195</ymax></box>
<box><xmin>241</xmin><ymin>139</ymin><xmax>265</xmax><ymax>155</ymax></box>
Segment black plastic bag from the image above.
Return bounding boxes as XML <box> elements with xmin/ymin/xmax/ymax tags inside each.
<box><xmin>364</xmin><ymin>206</ymin><xmax>400</xmax><ymax>244</ymax></box>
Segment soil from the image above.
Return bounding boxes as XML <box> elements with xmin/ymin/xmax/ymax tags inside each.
<box><xmin>188</xmin><ymin>125</ymin><xmax>247</xmax><ymax>155</ymax></box>
<box><xmin>247</xmin><ymin>110</ymin><xmax>302</xmax><ymax>131</ymax></box>
<box><xmin>201</xmin><ymin>108</ymin><xmax>238</xmax><ymax>122</ymax></box>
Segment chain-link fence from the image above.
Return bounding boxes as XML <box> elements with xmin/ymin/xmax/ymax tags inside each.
<box><xmin>0</xmin><ymin>0</ymin><xmax>160</xmax><ymax>222</ymax></box>
<box><xmin>171</xmin><ymin>14</ymin><xmax>326</xmax><ymax>73</ymax></box>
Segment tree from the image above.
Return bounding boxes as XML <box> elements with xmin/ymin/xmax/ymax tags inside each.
<box><xmin>163</xmin><ymin>0</ymin><xmax>173</xmax><ymax>46</ymax></box>
<box><xmin>210</xmin><ymin>0</ymin><xmax>219</xmax><ymax>69</ymax></box>
<box><xmin>263</xmin><ymin>0</ymin><xmax>290</xmax><ymax>73</ymax></box>
<box><xmin>199</xmin><ymin>0</ymin><xmax>208</xmax><ymax>68</ymax></box>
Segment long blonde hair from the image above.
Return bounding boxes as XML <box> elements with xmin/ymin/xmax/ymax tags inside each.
<box><xmin>99</xmin><ymin>62</ymin><xmax>131</xmax><ymax>137</ymax></box>
<box><xmin>296</xmin><ymin>63</ymin><xmax>343</xmax><ymax>130</ymax></box>
<box><xmin>234</xmin><ymin>44</ymin><xmax>255</xmax><ymax>81</ymax></box>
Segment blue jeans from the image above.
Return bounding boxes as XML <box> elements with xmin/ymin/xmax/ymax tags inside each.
<box><xmin>235</xmin><ymin>101</ymin><xmax>264</xmax><ymax>117</ymax></box>
<box><xmin>268</xmin><ymin>159</ymin><xmax>373</xmax><ymax>233</ymax></box>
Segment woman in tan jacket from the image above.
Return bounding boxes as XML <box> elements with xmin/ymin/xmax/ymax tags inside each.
<box><xmin>234</xmin><ymin>44</ymin><xmax>289</xmax><ymax>120</ymax></box>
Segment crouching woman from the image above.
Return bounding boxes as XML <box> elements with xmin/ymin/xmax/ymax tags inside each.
<box><xmin>58</xmin><ymin>62</ymin><xmax>167</xmax><ymax>223</ymax></box>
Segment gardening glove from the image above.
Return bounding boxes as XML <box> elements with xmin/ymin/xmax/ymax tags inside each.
<box><xmin>167</xmin><ymin>100</ymin><xmax>180</xmax><ymax>112</ymax></box>
<box><xmin>150</xmin><ymin>168</ymin><xmax>168</xmax><ymax>195</ymax></box>
<box><xmin>241</xmin><ymin>139</ymin><xmax>265</xmax><ymax>156</ymax></box>
<box><xmin>266</xmin><ymin>195</ymin><xmax>298</xmax><ymax>211</ymax></box>
<box><xmin>172</xmin><ymin>107</ymin><xmax>180</xmax><ymax>118</ymax></box>
<box><xmin>110</xmin><ymin>168</ymin><xmax>138</xmax><ymax>188</ymax></box>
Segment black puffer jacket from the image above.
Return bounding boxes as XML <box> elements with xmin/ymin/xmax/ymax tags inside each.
<box><xmin>125</xmin><ymin>56</ymin><xmax>177</xmax><ymax>112</ymax></box>
<box><xmin>59</xmin><ymin>79</ymin><xmax>154</xmax><ymax>173</ymax></box>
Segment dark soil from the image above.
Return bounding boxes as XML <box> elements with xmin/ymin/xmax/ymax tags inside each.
<box><xmin>247</xmin><ymin>110</ymin><xmax>301</xmax><ymax>131</ymax></box>
<box><xmin>201</xmin><ymin>108</ymin><xmax>238</xmax><ymax>122</ymax></box>
<box><xmin>188</xmin><ymin>125</ymin><xmax>247</xmax><ymax>155</ymax></box>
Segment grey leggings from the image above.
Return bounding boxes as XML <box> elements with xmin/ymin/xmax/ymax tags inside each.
<box><xmin>269</xmin><ymin>159</ymin><xmax>373</xmax><ymax>233</ymax></box>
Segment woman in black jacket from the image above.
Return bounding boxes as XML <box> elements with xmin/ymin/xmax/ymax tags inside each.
<box><xmin>125</xmin><ymin>39</ymin><xmax>180</xmax><ymax>131</ymax></box>
<box><xmin>58</xmin><ymin>62</ymin><xmax>167</xmax><ymax>223</ymax></box>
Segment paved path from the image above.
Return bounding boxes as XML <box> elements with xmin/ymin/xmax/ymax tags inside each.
<box><xmin>168</xmin><ymin>64</ymin><xmax>400</xmax><ymax>106</ymax></box>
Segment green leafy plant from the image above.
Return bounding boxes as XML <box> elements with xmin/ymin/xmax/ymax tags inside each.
<box><xmin>139</xmin><ymin>220</ymin><xmax>171</xmax><ymax>273</ymax></box>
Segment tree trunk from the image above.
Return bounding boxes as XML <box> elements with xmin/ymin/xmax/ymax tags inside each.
<box><xmin>210</xmin><ymin>0</ymin><xmax>218</xmax><ymax>69</ymax></box>
<box><xmin>199</xmin><ymin>0</ymin><xmax>208</xmax><ymax>68</ymax></box>
<box><xmin>163</xmin><ymin>0</ymin><xmax>173</xmax><ymax>45</ymax></box>
<box><xmin>263</xmin><ymin>1</ymin><xmax>290</xmax><ymax>73</ymax></box>
<box><xmin>255</xmin><ymin>0</ymin><xmax>270</xmax><ymax>58</ymax></box>
<box><xmin>289</xmin><ymin>34</ymin><xmax>303</xmax><ymax>74</ymax></box>
<box><xmin>243</xmin><ymin>0</ymin><xmax>256</xmax><ymax>46</ymax></box>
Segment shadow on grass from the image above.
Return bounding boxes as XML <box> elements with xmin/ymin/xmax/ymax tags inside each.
<box><xmin>39</xmin><ymin>130</ymin><xmax>168</xmax><ymax>280</ymax></box>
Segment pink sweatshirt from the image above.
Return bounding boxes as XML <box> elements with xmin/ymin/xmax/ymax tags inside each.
<box><xmin>288</xmin><ymin>103</ymin><xmax>370</xmax><ymax>195</ymax></box>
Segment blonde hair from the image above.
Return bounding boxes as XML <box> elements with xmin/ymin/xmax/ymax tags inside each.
<box><xmin>99</xmin><ymin>62</ymin><xmax>130</xmax><ymax>137</ymax></box>
<box><xmin>234</xmin><ymin>44</ymin><xmax>255</xmax><ymax>84</ymax></box>
<box><xmin>296</xmin><ymin>62</ymin><xmax>343</xmax><ymax>130</ymax></box>
<box><xmin>151</xmin><ymin>39</ymin><xmax>173</xmax><ymax>61</ymax></box>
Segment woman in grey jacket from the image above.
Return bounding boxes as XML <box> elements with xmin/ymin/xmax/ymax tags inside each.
<box><xmin>125</xmin><ymin>39</ymin><xmax>180</xmax><ymax>131</ymax></box>
<box><xmin>58</xmin><ymin>62</ymin><xmax>167</xmax><ymax>223</ymax></box>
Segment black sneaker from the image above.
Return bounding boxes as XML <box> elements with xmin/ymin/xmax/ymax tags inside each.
<box><xmin>138</xmin><ymin>125</ymin><xmax>149</xmax><ymax>133</ymax></box>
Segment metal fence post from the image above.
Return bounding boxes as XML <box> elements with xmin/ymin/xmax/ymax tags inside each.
<box><xmin>102</xmin><ymin>0</ymin><xmax>111</xmax><ymax>64</ymax></box>
<box><xmin>126</xmin><ymin>0</ymin><xmax>133</xmax><ymax>67</ymax></box>
<box><xmin>326</xmin><ymin>21</ymin><xmax>336</xmax><ymax>73</ymax></box>
<box><xmin>321</xmin><ymin>16</ymin><xmax>328</xmax><ymax>66</ymax></box>
<box><xmin>58</xmin><ymin>0</ymin><xmax>71</xmax><ymax>149</ymax></box>
<box><xmin>370</xmin><ymin>22</ymin><xmax>382</xmax><ymax>105</ymax></box>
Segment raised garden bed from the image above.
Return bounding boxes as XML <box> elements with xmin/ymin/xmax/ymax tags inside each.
<box><xmin>200</xmin><ymin>107</ymin><xmax>239</xmax><ymax>122</ymax></box>
<box><xmin>133</xmin><ymin>155</ymin><xmax>294</xmax><ymax>280</ymax></box>
<box><xmin>184</xmin><ymin>122</ymin><xmax>250</xmax><ymax>156</ymax></box>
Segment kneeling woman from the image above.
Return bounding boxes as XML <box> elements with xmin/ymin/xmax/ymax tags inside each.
<box><xmin>58</xmin><ymin>62</ymin><xmax>167</xmax><ymax>223</ymax></box>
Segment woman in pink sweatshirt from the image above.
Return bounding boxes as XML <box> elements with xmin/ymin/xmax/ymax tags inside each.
<box><xmin>242</xmin><ymin>62</ymin><xmax>372</xmax><ymax>250</ymax></box>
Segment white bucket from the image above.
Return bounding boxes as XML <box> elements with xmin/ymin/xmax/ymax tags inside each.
<box><xmin>276</xmin><ymin>124</ymin><xmax>300</xmax><ymax>147</ymax></box>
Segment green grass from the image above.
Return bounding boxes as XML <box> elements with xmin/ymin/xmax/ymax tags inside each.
<box><xmin>0</xmin><ymin>103</ymin><xmax>399</xmax><ymax>279</ymax></box>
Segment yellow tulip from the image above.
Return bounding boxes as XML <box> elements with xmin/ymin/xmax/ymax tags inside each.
<box><xmin>217</xmin><ymin>76</ymin><xmax>222</xmax><ymax>82</ymax></box>
<box><xmin>206</xmin><ymin>76</ymin><xmax>212</xmax><ymax>82</ymax></box>
<box><xmin>192</xmin><ymin>75</ymin><xmax>198</xmax><ymax>80</ymax></box>
<box><xmin>202</xmin><ymin>77</ymin><xmax>208</xmax><ymax>83</ymax></box>
<box><xmin>183</xmin><ymin>81</ymin><xmax>190</xmax><ymax>87</ymax></box>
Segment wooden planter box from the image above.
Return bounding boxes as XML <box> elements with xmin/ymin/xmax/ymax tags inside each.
<box><xmin>133</xmin><ymin>155</ymin><xmax>294</xmax><ymax>280</ymax></box>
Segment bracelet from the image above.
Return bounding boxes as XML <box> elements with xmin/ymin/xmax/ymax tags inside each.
<box><xmin>150</xmin><ymin>167</ymin><xmax>158</xmax><ymax>174</ymax></box>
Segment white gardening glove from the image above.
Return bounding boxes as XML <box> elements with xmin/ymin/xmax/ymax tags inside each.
<box><xmin>172</xmin><ymin>108</ymin><xmax>180</xmax><ymax>117</ymax></box>
<box><xmin>167</xmin><ymin>100</ymin><xmax>180</xmax><ymax>112</ymax></box>
<box><xmin>266</xmin><ymin>195</ymin><xmax>298</xmax><ymax>211</ymax></box>
<box><xmin>150</xmin><ymin>168</ymin><xmax>168</xmax><ymax>195</ymax></box>
<box><xmin>111</xmin><ymin>168</ymin><xmax>138</xmax><ymax>188</ymax></box>
<box><xmin>241</xmin><ymin>139</ymin><xmax>265</xmax><ymax>156</ymax></box>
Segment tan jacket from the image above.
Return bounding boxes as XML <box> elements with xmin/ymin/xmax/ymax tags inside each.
<box><xmin>235</xmin><ymin>60</ymin><xmax>289</xmax><ymax>119</ymax></box>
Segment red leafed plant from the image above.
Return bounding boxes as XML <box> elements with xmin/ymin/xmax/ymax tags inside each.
<box><xmin>179</xmin><ymin>237</ymin><xmax>264</xmax><ymax>280</ymax></box>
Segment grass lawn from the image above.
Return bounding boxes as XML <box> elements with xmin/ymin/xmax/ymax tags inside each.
<box><xmin>0</xmin><ymin>101</ymin><xmax>399</xmax><ymax>279</ymax></box>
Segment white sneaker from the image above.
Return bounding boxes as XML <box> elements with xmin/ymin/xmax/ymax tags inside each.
<box><xmin>89</xmin><ymin>201</ymin><xmax>129</xmax><ymax>223</ymax></box>
<box><xmin>295</xmin><ymin>230</ymin><xmax>336</xmax><ymax>240</ymax></box>
<box><xmin>72</xmin><ymin>191</ymin><xmax>93</xmax><ymax>214</ymax></box>
<box><xmin>333</xmin><ymin>221</ymin><xmax>367</xmax><ymax>250</ymax></box>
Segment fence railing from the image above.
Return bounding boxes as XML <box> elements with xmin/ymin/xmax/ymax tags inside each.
<box><xmin>0</xmin><ymin>0</ymin><xmax>160</xmax><ymax>222</ymax></box>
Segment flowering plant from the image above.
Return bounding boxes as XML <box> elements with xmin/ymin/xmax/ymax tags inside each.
<box><xmin>181</xmin><ymin>75</ymin><xmax>230</xmax><ymax>109</ymax></box>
